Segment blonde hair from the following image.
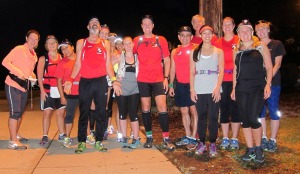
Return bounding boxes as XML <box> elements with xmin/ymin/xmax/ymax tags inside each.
<box><xmin>191</xmin><ymin>14</ymin><xmax>205</xmax><ymax>23</ymax></box>
<box><xmin>235</xmin><ymin>36</ymin><xmax>261</xmax><ymax>52</ymax></box>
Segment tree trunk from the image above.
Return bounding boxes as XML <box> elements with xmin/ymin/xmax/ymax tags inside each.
<box><xmin>199</xmin><ymin>0</ymin><xmax>223</xmax><ymax>37</ymax></box>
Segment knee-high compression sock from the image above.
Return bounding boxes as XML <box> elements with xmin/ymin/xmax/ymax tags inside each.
<box><xmin>89</xmin><ymin>109</ymin><xmax>96</xmax><ymax>131</ymax></box>
<box><xmin>142</xmin><ymin>111</ymin><xmax>152</xmax><ymax>137</ymax></box>
<box><xmin>159</xmin><ymin>112</ymin><xmax>169</xmax><ymax>139</ymax></box>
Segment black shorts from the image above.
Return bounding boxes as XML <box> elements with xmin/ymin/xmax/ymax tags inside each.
<box><xmin>174</xmin><ymin>82</ymin><xmax>195</xmax><ymax>107</ymax></box>
<box><xmin>138</xmin><ymin>82</ymin><xmax>165</xmax><ymax>97</ymax></box>
<box><xmin>41</xmin><ymin>95</ymin><xmax>65</xmax><ymax>110</ymax></box>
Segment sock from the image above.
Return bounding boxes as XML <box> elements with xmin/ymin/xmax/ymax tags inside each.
<box><xmin>142</xmin><ymin>111</ymin><xmax>152</xmax><ymax>132</ymax></box>
<box><xmin>146</xmin><ymin>131</ymin><xmax>153</xmax><ymax>137</ymax></box>
<box><xmin>162</xmin><ymin>132</ymin><xmax>169</xmax><ymax>139</ymax></box>
<box><xmin>158</xmin><ymin>112</ymin><xmax>169</xmax><ymax>132</ymax></box>
<box><xmin>270</xmin><ymin>138</ymin><xmax>276</xmax><ymax>143</ymax></box>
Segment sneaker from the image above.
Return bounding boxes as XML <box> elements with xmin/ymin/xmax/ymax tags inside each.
<box><xmin>220</xmin><ymin>138</ymin><xmax>230</xmax><ymax>150</ymax></box>
<box><xmin>186</xmin><ymin>138</ymin><xmax>198</xmax><ymax>150</ymax></box>
<box><xmin>209</xmin><ymin>143</ymin><xmax>218</xmax><ymax>157</ymax></box>
<box><xmin>95</xmin><ymin>141</ymin><xmax>107</xmax><ymax>152</ymax></box>
<box><xmin>129</xmin><ymin>138</ymin><xmax>141</xmax><ymax>149</ymax></box>
<box><xmin>254</xmin><ymin>147</ymin><xmax>265</xmax><ymax>163</ymax></box>
<box><xmin>144</xmin><ymin>137</ymin><xmax>153</xmax><ymax>148</ymax></box>
<box><xmin>108</xmin><ymin>125</ymin><xmax>114</xmax><ymax>134</ymax></box>
<box><xmin>58</xmin><ymin>134</ymin><xmax>67</xmax><ymax>142</ymax></box>
<box><xmin>242</xmin><ymin>148</ymin><xmax>256</xmax><ymax>161</ymax></box>
<box><xmin>75</xmin><ymin>142</ymin><xmax>86</xmax><ymax>154</ymax></box>
<box><xmin>163</xmin><ymin>138</ymin><xmax>175</xmax><ymax>151</ymax></box>
<box><xmin>121</xmin><ymin>137</ymin><xmax>129</xmax><ymax>148</ymax></box>
<box><xmin>86</xmin><ymin>134</ymin><xmax>95</xmax><ymax>144</ymax></box>
<box><xmin>63</xmin><ymin>137</ymin><xmax>71</xmax><ymax>148</ymax></box>
<box><xmin>195</xmin><ymin>142</ymin><xmax>207</xmax><ymax>155</ymax></box>
<box><xmin>266</xmin><ymin>139</ymin><xmax>277</xmax><ymax>152</ymax></box>
<box><xmin>39</xmin><ymin>136</ymin><xmax>49</xmax><ymax>146</ymax></box>
<box><xmin>229</xmin><ymin>138</ymin><xmax>239</xmax><ymax>150</ymax></box>
<box><xmin>261</xmin><ymin>137</ymin><xmax>269</xmax><ymax>151</ymax></box>
<box><xmin>8</xmin><ymin>141</ymin><xmax>27</xmax><ymax>150</ymax></box>
<box><xmin>103</xmin><ymin>131</ymin><xmax>109</xmax><ymax>140</ymax></box>
<box><xmin>176</xmin><ymin>136</ymin><xmax>190</xmax><ymax>146</ymax></box>
<box><xmin>117</xmin><ymin>132</ymin><xmax>123</xmax><ymax>142</ymax></box>
<box><xmin>17</xmin><ymin>135</ymin><xmax>28</xmax><ymax>143</ymax></box>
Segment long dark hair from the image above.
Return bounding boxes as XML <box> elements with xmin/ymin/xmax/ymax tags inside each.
<box><xmin>193</xmin><ymin>42</ymin><xmax>203</xmax><ymax>62</ymax></box>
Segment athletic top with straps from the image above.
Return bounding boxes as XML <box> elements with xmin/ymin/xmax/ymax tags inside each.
<box><xmin>80</xmin><ymin>39</ymin><xmax>107</xmax><ymax>78</ymax></box>
<box><xmin>43</xmin><ymin>54</ymin><xmax>62</xmax><ymax>93</ymax></box>
<box><xmin>173</xmin><ymin>44</ymin><xmax>194</xmax><ymax>83</ymax></box>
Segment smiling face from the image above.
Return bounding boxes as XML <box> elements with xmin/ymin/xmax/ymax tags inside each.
<box><xmin>255</xmin><ymin>24</ymin><xmax>270</xmax><ymax>40</ymax></box>
<box><xmin>88</xmin><ymin>18</ymin><xmax>101</xmax><ymax>35</ymax></box>
<box><xmin>191</xmin><ymin>15</ymin><xmax>205</xmax><ymax>33</ymax></box>
<box><xmin>123</xmin><ymin>37</ymin><xmax>133</xmax><ymax>52</ymax></box>
<box><xmin>45</xmin><ymin>38</ymin><xmax>58</xmax><ymax>52</ymax></box>
<box><xmin>178</xmin><ymin>31</ymin><xmax>192</xmax><ymax>46</ymax></box>
<box><xmin>200</xmin><ymin>29</ymin><xmax>213</xmax><ymax>43</ymax></box>
<box><xmin>26</xmin><ymin>33</ymin><xmax>39</xmax><ymax>49</ymax></box>
<box><xmin>238</xmin><ymin>25</ymin><xmax>253</xmax><ymax>43</ymax></box>
<box><xmin>222</xmin><ymin>18</ymin><xmax>235</xmax><ymax>35</ymax></box>
<box><xmin>141</xmin><ymin>18</ymin><xmax>154</xmax><ymax>35</ymax></box>
<box><xmin>61</xmin><ymin>45</ymin><xmax>74</xmax><ymax>57</ymax></box>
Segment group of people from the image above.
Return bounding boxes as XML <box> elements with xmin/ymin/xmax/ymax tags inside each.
<box><xmin>2</xmin><ymin>14</ymin><xmax>285</xmax><ymax>164</ymax></box>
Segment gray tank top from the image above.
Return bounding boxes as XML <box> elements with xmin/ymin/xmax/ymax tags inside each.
<box><xmin>194</xmin><ymin>47</ymin><xmax>223</xmax><ymax>94</ymax></box>
<box><xmin>120</xmin><ymin>60</ymin><xmax>139</xmax><ymax>96</ymax></box>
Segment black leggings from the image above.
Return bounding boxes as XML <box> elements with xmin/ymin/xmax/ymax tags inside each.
<box><xmin>116</xmin><ymin>93</ymin><xmax>140</xmax><ymax>122</ymax></box>
<box><xmin>78</xmin><ymin>76</ymin><xmax>107</xmax><ymax>142</ymax></box>
<box><xmin>220</xmin><ymin>82</ymin><xmax>240</xmax><ymax>123</ymax></box>
<box><xmin>196</xmin><ymin>94</ymin><xmax>219</xmax><ymax>143</ymax></box>
<box><xmin>236</xmin><ymin>89</ymin><xmax>265</xmax><ymax>129</ymax></box>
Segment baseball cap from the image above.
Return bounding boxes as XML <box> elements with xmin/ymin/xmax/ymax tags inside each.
<box><xmin>88</xmin><ymin>16</ymin><xmax>99</xmax><ymax>23</ymax></box>
<box><xmin>108</xmin><ymin>33</ymin><xmax>117</xmax><ymax>39</ymax></box>
<box><xmin>58</xmin><ymin>39</ymin><xmax>73</xmax><ymax>49</ymax></box>
<box><xmin>178</xmin><ymin>26</ymin><xmax>192</xmax><ymax>34</ymax></box>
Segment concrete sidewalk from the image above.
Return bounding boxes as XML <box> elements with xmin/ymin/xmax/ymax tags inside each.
<box><xmin>0</xmin><ymin>98</ymin><xmax>181</xmax><ymax>174</ymax></box>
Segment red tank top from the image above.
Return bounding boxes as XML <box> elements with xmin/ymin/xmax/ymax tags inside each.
<box><xmin>173</xmin><ymin>44</ymin><xmax>194</xmax><ymax>83</ymax></box>
<box><xmin>80</xmin><ymin>39</ymin><xmax>107</xmax><ymax>78</ymax></box>
<box><xmin>43</xmin><ymin>54</ymin><xmax>61</xmax><ymax>93</ymax></box>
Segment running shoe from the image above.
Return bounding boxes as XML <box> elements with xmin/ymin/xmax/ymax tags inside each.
<box><xmin>209</xmin><ymin>143</ymin><xmax>218</xmax><ymax>157</ymax></box>
<box><xmin>8</xmin><ymin>141</ymin><xmax>27</xmax><ymax>150</ymax></box>
<box><xmin>75</xmin><ymin>142</ymin><xmax>86</xmax><ymax>154</ymax></box>
<box><xmin>195</xmin><ymin>142</ymin><xmax>207</xmax><ymax>155</ymax></box>
<box><xmin>63</xmin><ymin>137</ymin><xmax>71</xmax><ymax>148</ymax></box>
<box><xmin>175</xmin><ymin>136</ymin><xmax>190</xmax><ymax>146</ymax></box>
<box><xmin>261</xmin><ymin>137</ymin><xmax>269</xmax><ymax>151</ymax></box>
<box><xmin>229</xmin><ymin>138</ymin><xmax>239</xmax><ymax>150</ymax></box>
<box><xmin>129</xmin><ymin>138</ymin><xmax>141</xmax><ymax>149</ymax></box>
<box><xmin>144</xmin><ymin>137</ymin><xmax>153</xmax><ymax>148</ymax></box>
<box><xmin>103</xmin><ymin>131</ymin><xmax>109</xmax><ymax>140</ymax></box>
<box><xmin>17</xmin><ymin>135</ymin><xmax>28</xmax><ymax>143</ymax></box>
<box><xmin>122</xmin><ymin>137</ymin><xmax>129</xmax><ymax>148</ymax></box>
<box><xmin>254</xmin><ymin>146</ymin><xmax>265</xmax><ymax>163</ymax></box>
<box><xmin>95</xmin><ymin>141</ymin><xmax>107</xmax><ymax>152</ymax></box>
<box><xmin>220</xmin><ymin>137</ymin><xmax>230</xmax><ymax>150</ymax></box>
<box><xmin>242</xmin><ymin>148</ymin><xmax>256</xmax><ymax>162</ymax></box>
<box><xmin>163</xmin><ymin>138</ymin><xmax>175</xmax><ymax>151</ymax></box>
<box><xmin>265</xmin><ymin>139</ymin><xmax>277</xmax><ymax>152</ymax></box>
<box><xmin>186</xmin><ymin>138</ymin><xmax>198</xmax><ymax>150</ymax></box>
<box><xmin>39</xmin><ymin>136</ymin><xmax>49</xmax><ymax>146</ymax></box>
<box><xmin>58</xmin><ymin>134</ymin><xmax>67</xmax><ymax>142</ymax></box>
<box><xmin>86</xmin><ymin>134</ymin><xmax>95</xmax><ymax>144</ymax></box>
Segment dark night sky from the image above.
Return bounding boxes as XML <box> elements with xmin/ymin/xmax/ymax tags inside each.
<box><xmin>1</xmin><ymin>0</ymin><xmax>299</xmax><ymax>88</ymax></box>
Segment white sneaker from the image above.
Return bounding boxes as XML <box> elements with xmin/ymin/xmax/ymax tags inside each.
<box><xmin>86</xmin><ymin>135</ymin><xmax>95</xmax><ymax>144</ymax></box>
<box><xmin>117</xmin><ymin>132</ymin><xmax>122</xmax><ymax>142</ymax></box>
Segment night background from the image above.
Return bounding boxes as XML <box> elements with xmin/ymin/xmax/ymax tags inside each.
<box><xmin>1</xmin><ymin>0</ymin><xmax>299</xmax><ymax>89</ymax></box>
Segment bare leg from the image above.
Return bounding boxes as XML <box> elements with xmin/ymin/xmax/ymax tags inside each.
<box><xmin>260</xmin><ymin>117</ymin><xmax>267</xmax><ymax>137</ymax></box>
<box><xmin>42</xmin><ymin>109</ymin><xmax>53</xmax><ymax>135</ymax></box>
<box><xmin>221</xmin><ymin>123</ymin><xmax>230</xmax><ymax>138</ymax></box>
<box><xmin>131</xmin><ymin>121</ymin><xmax>139</xmax><ymax>139</ymax></box>
<box><xmin>242</xmin><ymin>128</ymin><xmax>253</xmax><ymax>148</ymax></box>
<box><xmin>252</xmin><ymin>126</ymin><xmax>263</xmax><ymax>146</ymax></box>
<box><xmin>8</xmin><ymin>118</ymin><xmax>18</xmax><ymax>141</ymax></box>
<box><xmin>65</xmin><ymin>124</ymin><xmax>73</xmax><ymax>137</ymax></box>
<box><xmin>56</xmin><ymin>108</ymin><xmax>66</xmax><ymax>134</ymax></box>
<box><xmin>119</xmin><ymin>119</ymin><xmax>127</xmax><ymax>137</ymax></box>
<box><xmin>231</xmin><ymin>122</ymin><xmax>241</xmax><ymax>139</ymax></box>
<box><xmin>154</xmin><ymin>95</ymin><xmax>167</xmax><ymax>112</ymax></box>
<box><xmin>270</xmin><ymin>120</ymin><xmax>280</xmax><ymax>139</ymax></box>
<box><xmin>180</xmin><ymin>107</ymin><xmax>191</xmax><ymax>137</ymax></box>
<box><xmin>190</xmin><ymin>105</ymin><xmax>198</xmax><ymax>138</ymax></box>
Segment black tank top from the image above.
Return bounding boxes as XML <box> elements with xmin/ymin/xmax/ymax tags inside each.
<box><xmin>235</xmin><ymin>49</ymin><xmax>266</xmax><ymax>92</ymax></box>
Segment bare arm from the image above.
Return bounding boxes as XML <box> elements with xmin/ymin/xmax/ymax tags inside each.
<box><xmin>190</xmin><ymin>50</ymin><xmax>197</xmax><ymax>102</ymax></box>
<box><xmin>57</xmin><ymin>78</ymin><xmax>66</xmax><ymax>105</ymax></box>
<box><xmin>37</xmin><ymin>56</ymin><xmax>48</xmax><ymax>101</ymax></box>
<box><xmin>231</xmin><ymin>51</ymin><xmax>237</xmax><ymax>101</ymax></box>
<box><xmin>212</xmin><ymin>49</ymin><xmax>224</xmax><ymax>102</ymax></box>
<box><xmin>168</xmin><ymin>49</ymin><xmax>176</xmax><ymax>97</ymax></box>
<box><xmin>163</xmin><ymin>56</ymin><xmax>171</xmax><ymax>92</ymax></box>
<box><xmin>261</xmin><ymin>43</ymin><xmax>273</xmax><ymax>99</ymax></box>
<box><xmin>272</xmin><ymin>55</ymin><xmax>283</xmax><ymax>77</ymax></box>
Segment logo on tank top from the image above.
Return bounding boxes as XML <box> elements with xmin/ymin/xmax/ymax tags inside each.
<box><xmin>97</xmin><ymin>47</ymin><xmax>102</xmax><ymax>54</ymax></box>
<box><xmin>177</xmin><ymin>51</ymin><xmax>182</xmax><ymax>55</ymax></box>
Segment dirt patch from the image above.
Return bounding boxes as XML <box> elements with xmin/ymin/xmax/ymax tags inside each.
<box><xmin>146</xmin><ymin>88</ymin><xmax>300</xmax><ymax>174</ymax></box>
